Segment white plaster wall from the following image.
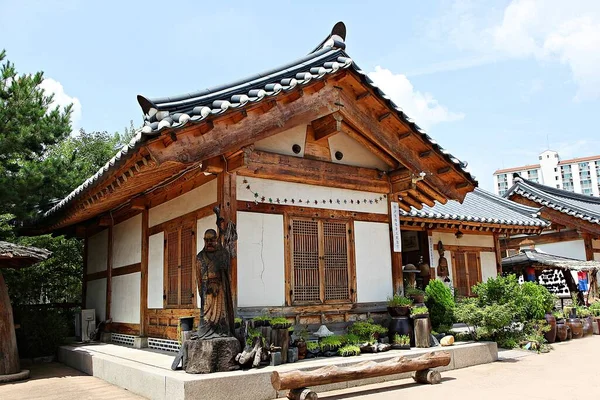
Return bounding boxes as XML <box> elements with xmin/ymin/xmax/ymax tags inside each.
<box><xmin>112</xmin><ymin>214</ymin><xmax>142</xmax><ymax>268</ymax></box>
<box><xmin>594</xmin><ymin>253</ymin><xmax>600</xmax><ymax>261</ymax></box>
<box><xmin>328</xmin><ymin>131</ymin><xmax>389</xmax><ymax>171</ymax></box>
<box><xmin>111</xmin><ymin>272</ymin><xmax>141</xmax><ymax>323</ymax></box>
<box><xmin>237</xmin><ymin>176</ymin><xmax>388</xmax><ymax>214</ymax></box>
<box><xmin>480</xmin><ymin>252</ymin><xmax>497</xmax><ymax>282</ymax></box>
<box><xmin>254</xmin><ymin>124</ymin><xmax>306</xmax><ymax>158</ymax></box>
<box><xmin>148</xmin><ymin>232</ymin><xmax>164</xmax><ymax>309</ymax></box>
<box><xmin>237</xmin><ymin>212</ymin><xmax>285</xmax><ymax>307</ymax></box>
<box><xmin>432</xmin><ymin>232</ymin><xmax>494</xmax><ymax>248</ymax></box>
<box><xmin>354</xmin><ymin>221</ymin><xmax>393</xmax><ymax>302</ymax></box>
<box><xmin>86</xmin><ymin>278</ymin><xmax>106</xmax><ymax>322</ymax></box>
<box><xmin>592</xmin><ymin>239</ymin><xmax>600</xmax><ymax>250</ymax></box>
<box><xmin>537</xmin><ymin>240</ymin><xmax>586</xmax><ymax>260</ymax></box>
<box><xmin>196</xmin><ymin>215</ymin><xmax>218</xmax><ymax>307</ymax></box>
<box><xmin>87</xmin><ymin>229</ymin><xmax>108</xmax><ymax>274</ymax></box>
<box><xmin>149</xmin><ymin>179</ymin><xmax>217</xmax><ymax>227</ymax></box>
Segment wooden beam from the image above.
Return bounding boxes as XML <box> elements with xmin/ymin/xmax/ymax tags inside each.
<box><xmin>493</xmin><ymin>233</ymin><xmax>502</xmax><ymax>274</ymax></box>
<box><xmin>112</xmin><ymin>262</ymin><xmax>141</xmax><ymax>277</ymax></box>
<box><xmin>387</xmin><ymin>197</ymin><xmax>403</xmax><ymax>294</ymax></box>
<box><xmin>400</xmin><ymin>193</ymin><xmax>423</xmax><ymax>210</ymax></box>
<box><xmin>130</xmin><ymin>197</ymin><xmax>146</xmax><ymax>210</ymax></box>
<box><xmin>192</xmin><ymin>121</ymin><xmax>214</xmax><ymax>137</ymax></box>
<box><xmin>583</xmin><ymin>233</ymin><xmax>594</xmax><ymax>261</ymax></box>
<box><xmin>398</xmin><ymin>132</ymin><xmax>411</xmax><ymax>140</ymax></box>
<box><xmin>419</xmin><ymin>150</ymin><xmax>432</xmax><ymax>158</ymax></box>
<box><xmin>501</xmin><ymin>230</ymin><xmax>581</xmax><ymax>248</ymax></box>
<box><xmin>434</xmin><ymin>244</ymin><xmax>494</xmax><ymax>253</ymax></box>
<box><xmin>416</xmin><ymin>181</ymin><xmax>447</xmax><ymax>205</ymax></box>
<box><xmin>237</xmin><ymin>150</ymin><xmax>390</xmax><ymax>194</ymax></box>
<box><xmin>311</xmin><ymin>112</ymin><xmax>342</xmax><ymax>142</ymax></box>
<box><xmin>221</xmin><ymin>172</ymin><xmax>238</xmax><ymax>312</ymax></box>
<box><xmin>140</xmin><ymin>208</ymin><xmax>148</xmax><ymax>337</ymax></box>
<box><xmin>408</xmin><ymin>189</ymin><xmax>435</xmax><ymax>208</ymax></box>
<box><xmin>377</xmin><ymin>112</ymin><xmax>391</xmax><ymax>122</ymax></box>
<box><xmin>356</xmin><ymin>91</ymin><xmax>371</xmax><ymax>101</ymax></box>
<box><xmin>201</xmin><ymin>155</ymin><xmax>225</xmax><ymax>174</ymax></box>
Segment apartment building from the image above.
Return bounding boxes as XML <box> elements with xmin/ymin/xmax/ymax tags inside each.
<box><xmin>493</xmin><ymin>150</ymin><xmax>600</xmax><ymax>197</ymax></box>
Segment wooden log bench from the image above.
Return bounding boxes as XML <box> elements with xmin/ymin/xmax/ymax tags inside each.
<box><xmin>271</xmin><ymin>351</ymin><xmax>451</xmax><ymax>400</ymax></box>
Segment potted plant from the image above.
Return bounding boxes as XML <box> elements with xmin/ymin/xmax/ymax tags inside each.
<box><xmin>391</xmin><ymin>333</ymin><xmax>410</xmax><ymax>350</ymax></box>
<box><xmin>269</xmin><ymin>317</ymin><xmax>292</xmax><ymax>330</ymax></box>
<box><xmin>406</xmin><ymin>286</ymin><xmax>426</xmax><ymax>303</ymax></box>
<box><xmin>410</xmin><ymin>306</ymin><xmax>429</xmax><ymax>319</ymax></box>
<box><xmin>319</xmin><ymin>335</ymin><xmax>343</xmax><ymax>354</ymax></box>
<box><xmin>387</xmin><ymin>294</ymin><xmax>412</xmax><ymax>317</ymax></box>
<box><xmin>294</xmin><ymin>327</ymin><xmax>309</xmax><ymax>360</ymax></box>
<box><xmin>337</xmin><ymin>344</ymin><xmax>361</xmax><ymax>357</ymax></box>
<box><xmin>348</xmin><ymin>319</ymin><xmax>388</xmax><ymax>342</ymax></box>
<box><xmin>252</xmin><ymin>315</ymin><xmax>270</xmax><ymax>327</ymax></box>
<box><xmin>234</xmin><ymin>317</ymin><xmax>242</xmax><ymax>329</ymax></box>
<box><xmin>306</xmin><ymin>341</ymin><xmax>320</xmax><ymax>358</ymax></box>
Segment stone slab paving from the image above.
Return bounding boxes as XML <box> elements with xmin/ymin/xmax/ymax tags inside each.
<box><xmin>318</xmin><ymin>336</ymin><xmax>600</xmax><ymax>400</ymax></box>
<box><xmin>0</xmin><ymin>362</ymin><xmax>144</xmax><ymax>400</ymax></box>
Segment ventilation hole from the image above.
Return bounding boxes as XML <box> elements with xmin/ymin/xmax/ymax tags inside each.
<box><xmin>292</xmin><ymin>144</ymin><xmax>302</xmax><ymax>154</ymax></box>
<box><xmin>335</xmin><ymin>151</ymin><xmax>344</xmax><ymax>160</ymax></box>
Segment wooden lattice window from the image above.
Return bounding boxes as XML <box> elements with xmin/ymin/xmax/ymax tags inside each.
<box><xmin>164</xmin><ymin>221</ymin><xmax>196</xmax><ymax>308</ymax></box>
<box><xmin>290</xmin><ymin>218</ymin><xmax>353</xmax><ymax>305</ymax></box>
<box><xmin>451</xmin><ymin>251</ymin><xmax>481</xmax><ymax>297</ymax></box>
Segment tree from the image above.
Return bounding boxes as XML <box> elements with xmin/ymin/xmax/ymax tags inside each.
<box><xmin>0</xmin><ymin>50</ymin><xmax>73</xmax><ymax>221</ymax></box>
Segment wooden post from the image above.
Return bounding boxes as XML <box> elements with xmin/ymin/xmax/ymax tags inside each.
<box><xmin>493</xmin><ymin>233</ymin><xmax>503</xmax><ymax>275</ymax></box>
<box><xmin>82</xmin><ymin>235</ymin><xmax>88</xmax><ymax>309</ymax></box>
<box><xmin>0</xmin><ymin>270</ymin><xmax>19</xmax><ymax>375</ymax></box>
<box><xmin>414</xmin><ymin>318</ymin><xmax>431</xmax><ymax>348</ymax></box>
<box><xmin>140</xmin><ymin>208</ymin><xmax>149</xmax><ymax>336</ymax></box>
<box><xmin>106</xmin><ymin>224</ymin><xmax>113</xmax><ymax>321</ymax></box>
<box><xmin>583</xmin><ymin>233</ymin><xmax>594</xmax><ymax>261</ymax></box>
<box><xmin>388</xmin><ymin>196</ymin><xmax>403</xmax><ymax>294</ymax></box>
<box><xmin>413</xmin><ymin>369</ymin><xmax>442</xmax><ymax>384</ymax></box>
<box><xmin>220</xmin><ymin>171</ymin><xmax>238</xmax><ymax>311</ymax></box>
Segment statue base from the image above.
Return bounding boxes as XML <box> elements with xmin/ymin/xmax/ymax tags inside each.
<box><xmin>184</xmin><ymin>337</ymin><xmax>241</xmax><ymax>374</ymax></box>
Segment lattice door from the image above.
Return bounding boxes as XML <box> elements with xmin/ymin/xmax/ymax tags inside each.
<box><xmin>466</xmin><ymin>252</ymin><xmax>481</xmax><ymax>296</ymax></box>
<box><xmin>452</xmin><ymin>251</ymin><xmax>468</xmax><ymax>297</ymax></box>
<box><xmin>323</xmin><ymin>221</ymin><xmax>350</xmax><ymax>301</ymax></box>
<box><xmin>291</xmin><ymin>220</ymin><xmax>320</xmax><ymax>303</ymax></box>
<box><xmin>166</xmin><ymin>230</ymin><xmax>179</xmax><ymax>306</ymax></box>
<box><xmin>180</xmin><ymin>224</ymin><xmax>194</xmax><ymax>305</ymax></box>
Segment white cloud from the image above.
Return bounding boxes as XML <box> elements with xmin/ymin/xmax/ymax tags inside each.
<box><xmin>367</xmin><ymin>66</ymin><xmax>465</xmax><ymax>130</ymax></box>
<box><xmin>430</xmin><ymin>0</ymin><xmax>600</xmax><ymax>100</ymax></box>
<box><xmin>39</xmin><ymin>78</ymin><xmax>82</xmax><ymax>133</ymax></box>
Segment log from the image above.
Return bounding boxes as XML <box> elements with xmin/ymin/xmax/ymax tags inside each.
<box><xmin>271</xmin><ymin>328</ymin><xmax>290</xmax><ymax>363</ymax></box>
<box><xmin>271</xmin><ymin>351</ymin><xmax>451</xmax><ymax>391</ymax></box>
<box><xmin>413</xmin><ymin>369</ymin><xmax>441</xmax><ymax>384</ymax></box>
<box><xmin>0</xmin><ymin>270</ymin><xmax>19</xmax><ymax>376</ymax></box>
<box><xmin>414</xmin><ymin>318</ymin><xmax>431</xmax><ymax>348</ymax></box>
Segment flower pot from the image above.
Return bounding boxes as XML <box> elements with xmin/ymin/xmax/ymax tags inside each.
<box><xmin>567</xmin><ymin>318</ymin><xmax>583</xmax><ymax>339</ymax></box>
<box><xmin>387</xmin><ymin>305</ymin><xmax>411</xmax><ymax>317</ymax></box>
<box><xmin>556</xmin><ymin>322</ymin><xmax>568</xmax><ymax>342</ymax></box>
<box><xmin>593</xmin><ymin>317</ymin><xmax>600</xmax><ymax>335</ymax></box>
<box><xmin>391</xmin><ymin>344</ymin><xmax>410</xmax><ymax>350</ymax></box>
<box><xmin>544</xmin><ymin>313</ymin><xmax>557</xmax><ymax>344</ymax></box>
<box><xmin>582</xmin><ymin>316</ymin><xmax>594</xmax><ymax>337</ymax></box>
<box><xmin>296</xmin><ymin>341</ymin><xmax>307</xmax><ymax>360</ymax></box>
<box><xmin>411</xmin><ymin>313</ymin><xmax>429</xmax><ymax>320</ymax></box>
<box><xmin>408</xmin><ymin>294</ymin><xmax>425</xmax><ymax>304</ymax></box>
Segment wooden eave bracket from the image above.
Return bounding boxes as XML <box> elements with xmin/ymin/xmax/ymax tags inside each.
<box><xmin>201</xmin><ymin>155</ymin><xmax>225</xmax><ymax>174</ymax></box>
<box><xmin>311</xmin><ymin>112</ymin><xmax>343</xmax><ymax>142</ymax></box>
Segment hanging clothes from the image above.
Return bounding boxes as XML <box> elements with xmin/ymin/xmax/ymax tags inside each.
<box><xmin>577</xmin><ymin>271</ymin><xmax>589</xmax><ymax>292</ymax></box>
<box><xmin>525</xmin><ymin>266</ymin><xmax>536</xmax><ymax>282</ymax></box>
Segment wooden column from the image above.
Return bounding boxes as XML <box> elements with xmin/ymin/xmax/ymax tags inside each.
<box><xmin>387</xmin><ymin>197</ymin><xmax>403</xmax><ymax>294</ymax></box>
<box><xmin>0</xmin><ymin>270</ymin><xmax>19</xmax><ymax>375</ymax></box>
<box><xmin>106</xmin><ymin>224</ymin><xmax>113</xmax><ymax>321</ymax></box>
<box><xmin>583</xmin><ymin>233</ymin><xmax>594</xmax><ymax>261</ymax></box>
<box><xmin>493</xmin><ymin>233</ymin><xmax>503</xmax><ymax>275</ymax></box>
<box><xmin>140</xmin><ymin>208</ymin><xmax>149</xmax><ymax>336</ymax></box>
<box><xmin>82</xmin><ymin>235</ymin><xmax>88</xmax><ymax>309</ymax></box>
<box><xmin>220</xmin><ymin>171</ymin><xmax>238</xmax><ymax>311</ymax></box>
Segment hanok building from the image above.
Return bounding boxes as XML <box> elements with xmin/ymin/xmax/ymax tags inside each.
<box><xmin>35</xmin><ymin>23</ymin><xmax>478</xmax><ymax>342</ymax></box>
<box><xmin>503</xmin><ymin>175</ymin><xmax>600</xmax><ymax>263</ymax></box>
<box><xmin>398</xmin><ymin>188</ymin><xmax>548</xmax><ymax>296</ymax></box>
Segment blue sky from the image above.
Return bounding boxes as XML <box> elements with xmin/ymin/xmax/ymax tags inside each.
<box><xmin>2</xmin><ymin>0</ymin><xmax>599</xmax><ymax>191</ymax></box>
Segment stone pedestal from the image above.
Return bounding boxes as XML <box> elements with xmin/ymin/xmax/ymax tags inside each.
<box><xmin>184</xmin><ymin>337</ymin><xmax>241</xmax><ymax>374</ymax></box>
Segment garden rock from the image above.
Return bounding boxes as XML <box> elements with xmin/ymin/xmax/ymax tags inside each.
<box><xmin>440</xmin><ymin>335</ymin><xmax>455</xmax><ymax>346</ymax></box>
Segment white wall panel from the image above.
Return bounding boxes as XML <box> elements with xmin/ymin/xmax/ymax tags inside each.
<box><xmin>86</xmin><ymin>278</ymin><xmax>106</xmax><ymax>322</ymax></box>
<box><xmin>112</xmin><ymin>214</ymin><xmax>142</xmax><ymax>268</ymax></box>
<box><xmin>328</xmin><ymin>131</ymin><xmax>389</xmax><ymax>171</ymax></box>
<box><xmin>148</xmin><ymin>232</ymin><xmax>164</xmax><ymax>309</ymax></box>
<box><xmin>254</xmin><ymin>124</ymin><xmax>306</xmax><ymax>158</ymax></box>
<box><xmin>149</xmin><ymin>179</ymin><xmax>217</xmax><ymax>227</ymax></box>
<box><xmin>480</xmin><ymin>252</ymin><xmax>497</xmax><ymax>282</ymax></box>
<box><xmin>237</xmin><ymin>212</ymin><xmax>285</xmax><ymax>307</ymax></box>
<box><xmin>111</xmin><ymin>272</ymin><xmax>141</xmax><ymax>323</ymax></box>
<box><xmin>87</xmin><ymin>229</ymin><xmax>108</xmax><ymax>274</ymax></box>
<box><xmin>354</xmin><ymin>221</ymin><xmax>393</xmax><ymax>302</ymax></box>
<box><xmin>237</xmin><ymin>176</ymin><xmax>388</xmax><ymax>214</ymax></box>
<box><xmin>432</xmin><ymin>232</ymin><xmax>494</xmax><ymax>248</ymax></box>
<box><xmin>537</xmin><ymin>240</ymin><xmax>586</xmax><ymax>260</ymax></box>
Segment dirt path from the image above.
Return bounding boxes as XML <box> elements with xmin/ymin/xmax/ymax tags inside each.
<box><xmin>320</xmin><ymin>337</ymin><xmax>599</xmax><ymax>400</ymax></box>
<box><xmin>0</xmin><ymin>362</ymin><xmax>145</xmax><ymax>400</ymax></box>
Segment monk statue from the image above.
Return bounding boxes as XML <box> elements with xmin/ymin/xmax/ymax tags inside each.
<box><xmin>437</xmin><ymin>240</ymin><xmax>449</xmax><ymax>278</ymax></box>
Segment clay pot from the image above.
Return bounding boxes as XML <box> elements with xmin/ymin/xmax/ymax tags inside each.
<box><xmin>296</xmin><ymin>341</ymin><xmax>307</xmax><ymax>360</ymax></box>
<box><xmin>593</xmin><ymin>317</ymin><xmax>600</xmax><ymax>335</ymax></box>
<box><xmin>544</xmin><ymin>313</ymin><xmax>557</xmax><ymax>344</ymax></box>
<box><xmin>408</xmin><ymin>294</ymin><xmax>425</xmax><ymax>304</ymax></box>
<box><xmin>582</xmin><ymin>316</ymin><xmax>594</xmax><ymax>337</ymax></box>
<box><xmin>556</xmin><ymin>323</ymin><xmax>568</xmax><ymax>342</ymax></box>
<box><xmin>387</xmin><ymin>305</ymin><xmax>411</xmax><ymax>317</ymax></box>
<box><xmin>567</xmin><ymin>318</ymin><xmax>583</xmax><ymax>339</ymax></box>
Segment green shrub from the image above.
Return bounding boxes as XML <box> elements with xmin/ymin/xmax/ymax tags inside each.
<box><xmin>319</xmin><ymin>335</ymin><xmax>343</xmax><ymax>350</ymax></box>
<box><xmin>454</xmin><ymin>298</ymin><xmax>514</xmax><ymax>341</ymax></box>
<box><xmin>519</xmin><ymin>282</ymin><xmax>555</xmax><ymax>320</ymax></box>
<box><xmin>337</xmin><ymin>344</ymin><xmax>361</xmax><ymax>356</ymax></box>
<box><xmin>306</xmin><ymin>341</ymin><xmax>319</xmax><ymax>351</ymax></box>
<box><xmin>348</xmin><ymin>319</ymin><xmax>388</xmax><ymax>342</ymax></box>
<box><xmin>405</xmin><ymin>286</ymin><xmax>425</xmax><ymax>297</ymax></box>
<box><xmin>577</xmin><ymin>307</ymin><xmax>591</xmax><ymax>318</ymax></box>
<box><xmin>387</xmin><ymin>294</ymin><xmax>412</xmax><ymax>307</ymax></box>
<box><xmin>18</xmin><ymin>308</ymin><xmax>68</xmax><ymax>358</ymax></box>
<box><xmin>425</xmin><ymin>280</ymin><xmax>455</xmax><ymax>332</ymax></box>
<box><xmin>341</xmin><ymin>333</ymin><xmax>361</xmax><ymax>345</ymax></box>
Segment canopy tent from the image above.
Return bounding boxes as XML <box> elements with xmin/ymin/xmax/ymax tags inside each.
<box><xmin>0</xmin><ymin>241</ymin><xmax>51</xmax><ymax>381</ymax></box>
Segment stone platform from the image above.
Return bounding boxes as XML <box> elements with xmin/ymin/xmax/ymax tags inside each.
<box><xmin>58</xmin><ymin>341</ymin><xmax>498</xmax><ymax>400</ymax></box>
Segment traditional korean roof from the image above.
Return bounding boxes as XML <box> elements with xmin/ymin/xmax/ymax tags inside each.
<box><xmin>0</xmin><ymin>241</ymin><xmax>52</xmax><ymax>269</ymax></box>
<box><xmin>399</xmin><ymin>188</ymin><xmax>548</xmax><ymax>227</ymax></box>
<box><xmin>504</xmin><ymin>176</ymin><xmax>600</xmax><ymax>226</ymax></box>
<box><xmin>502</xmin><ymin>249</ymin><xmax>600</xmax><ymax>271</ymax></box>
<box><xmin>40</xmin><ymin>22</ymin><xmax>475</xmax><ymax>226</ymax></box>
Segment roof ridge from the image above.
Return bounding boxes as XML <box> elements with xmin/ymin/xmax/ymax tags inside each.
<box><xmin>517</xmin><ymin>176</ymin><xmax>600</xmax><ymax>205</ymax></box>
